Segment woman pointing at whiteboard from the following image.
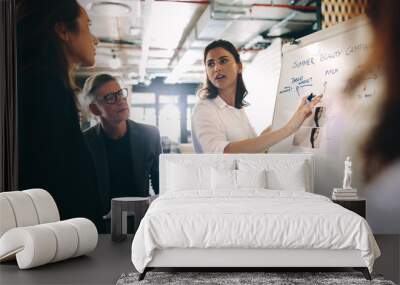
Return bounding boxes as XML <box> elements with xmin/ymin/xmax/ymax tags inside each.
<box><xmin>191</xmin><ymin>39</ymin><xmax>321</xmax><ymax>153</ymax></box>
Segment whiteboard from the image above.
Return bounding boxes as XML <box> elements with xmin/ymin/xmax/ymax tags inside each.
<box><xmin>244</xmin><ymin>39</ymin><xmax>282</xmax><ymax>134</ymax></box>
<box><xmin>270</xmin><ymin>16</ymin><xmax>381</xmax><ymax>200</ymax></box>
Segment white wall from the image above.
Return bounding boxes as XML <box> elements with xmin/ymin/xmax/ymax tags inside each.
<box><xmin>243</xmin><ymin>39</ymin><xmax>282</xmax><ymax>134</ymax></box>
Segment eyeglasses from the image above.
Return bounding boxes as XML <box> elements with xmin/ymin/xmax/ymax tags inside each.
<box><xmin>96</xmin><ymin>88</ymin><xmax>128</xmax><ymax>104</ymax></box>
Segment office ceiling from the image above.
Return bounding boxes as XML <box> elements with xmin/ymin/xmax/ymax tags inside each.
<box><xmin>77</xmin><ymin>0</ymin><xmax>318</xmax><ymax>84</ymax></box>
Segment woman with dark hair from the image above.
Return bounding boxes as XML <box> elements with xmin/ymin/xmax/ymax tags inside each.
<box><xmin>191</xmin><ymin>39</ymin><xmax>321</xmax><ymax>153</ymax></box>
<box><xmin>17</xmin><ymin>0</ymin><xmax>104</xmax><ymax>229</ymax></box>
<box><xmin>347</xmin><ymin>0</ymin><xmax>400</xmax><ymax>233</ymax></box>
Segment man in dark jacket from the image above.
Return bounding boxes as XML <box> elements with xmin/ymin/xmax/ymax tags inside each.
<box><xmin>82</xmin><ymin>74</ymin><xmax>161</xmax><ymax>222</ymax></box>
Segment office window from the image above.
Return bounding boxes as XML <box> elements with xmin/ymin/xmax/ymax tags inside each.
<box><xmin>186</xmin><ymin>95</ymin><xmax>197</xmax><ymax>143</ymax></box>
<box><xmin>159</xmin><ymin>95</ymin><xmax>180</xmax><ymax>143</ymax></box>
<box><xmin>130</xmin><ymin>92</ymin><xmax>156</xmax><ymax>125</ymax></box>
<box><xmin>159</xmin><ymin>95</ymin><xmax>179</xmax><ymax>104</ymax></box>
<box><xmin>130</xmin><ymin>92</ymin><xmax>155</xmax><ymax>104</ymax></box>
<box><xmin>129</xmin><ymin>92</ymin><xmax>196</xmax><ymax>145</ymax></box>
<box><xmin>131</xmin><ymin>107</ymin><xmax>156</xmax><ymax>126</ymax></box>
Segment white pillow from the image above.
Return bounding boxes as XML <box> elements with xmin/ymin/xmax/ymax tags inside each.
<box><xmin>236</xmin><ymin>169</ymin><xmax>267</xmax><ymax>189</ymax></box>
<box><xmin>167</xmin><ymin>162</ymin><xmax>211</xmax><ymax>191</ymax></box>
<box><xmin>167</xmin><ymin>160</ymin><xmax>236</xmax><ymax>192</ymax></box>
<box><xmin>266</xmin><ymin>163</ymin><xmax>306</xmax><ymax>191</ymax></box>
<box><xmin>211</xmin><ymin>168</ymin><xmax>236</xmax><ymax>190</ymax></box>
<box><xmin>238</xmin><ymin>159</ymin><xmax>308</xmax><ymax>191</ymax></box>
<box><xmin>211</xmin><ymin>169</ymin><xmax>268</xmax><ymax>190</ymax></box>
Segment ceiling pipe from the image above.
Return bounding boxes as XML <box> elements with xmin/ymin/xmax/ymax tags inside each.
<box><xmin>166</xmin><ymin>0</ymin><xmax>317</xmax><ymax>83</ymax></box>
<box><xmin>210</xmin><ymin>11</ymin><xmax>315</xmax><ymax>23</ymax></box>
<box><xmin>262</xmin><ymin>0</ymin><xmax>318</xmax><ymax>36</ymax></box>
<box><xmin>139</xmin><ymin>0</ymin><xmax>154</xmax><ymax>82</ymax></box>
<box><xmin>210</xmin><ymin>1</ymin><xmax>317</xmax><ymax>21</ymax></box>
<box><xmin>227</xmin><ymin>3</ymin><xmax>317</xmax><ymax>11</ymax></box>
<box><xmin>241</xmin><ymin>0</ymin><xmax>318</xmax><ymax>49</ymax></box>
<box><xmin>149</xmin><ymin>0</ymin><xmax>318</xmax><ymax>11</ymax></box>
<box><xmin>152</xmin><ymin>0</ymin><xmax>209</xmax><ymax>3</ymax></box>
<box><xmin>165</xmin><ymin>4</ymin><xmax>233</xmax><ymax>83</ymax></box>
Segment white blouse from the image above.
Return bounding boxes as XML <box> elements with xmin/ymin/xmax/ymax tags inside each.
<box><xmin>191</xmin><ymin>96</ymin><xmax>257</xmax><ymax>153</ymax></box>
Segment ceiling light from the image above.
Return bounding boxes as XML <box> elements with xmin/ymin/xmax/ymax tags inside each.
<box><xmin>128</xmin><ymin>72</ymin><xmax>138</xmax><ymax>78</ymax></box>
<box><xmin>88</xmin><ymin>1</ymin><xmax>131</xmax><ymax>16</ymax></box>
<box><xmin>129</xmin><ymin>27</ymin><xmax>141</xmax><ymax>36</ymax></box>
<box><xmin>109</xmin><ymin>54</ymin><xmax>121</xmax><ymax>69</ymax></box>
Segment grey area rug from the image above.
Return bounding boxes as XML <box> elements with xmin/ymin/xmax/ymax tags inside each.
<box><xmin>116</xmin><ymin>272</ymin><xmax>396</xmax><ymax>285</ymax></box>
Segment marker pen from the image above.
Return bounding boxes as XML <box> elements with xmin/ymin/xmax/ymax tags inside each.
<box><xmin>307</xmin><ymin>93</ymin><xmax>315</xmax><ymax>102</ymax></box>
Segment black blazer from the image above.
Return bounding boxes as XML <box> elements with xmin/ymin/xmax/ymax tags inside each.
<box><xmin>18</xmin><ymin>68</ymin><xmax>104</xmax><ymax>228</ymax></box>
<box><xmin>84</xmin><ymin>120</ymin><xmax>161</xmax><ymax>214</ymax></box>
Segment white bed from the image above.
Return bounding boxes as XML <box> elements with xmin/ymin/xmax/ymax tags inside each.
<box><xmin>131</xmin><ymin>154</ymin><xmax>380</xmax><ymax>280</ymax></box>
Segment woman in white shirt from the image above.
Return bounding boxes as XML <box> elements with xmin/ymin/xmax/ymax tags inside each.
<box><xmin>191</xmin><ymin>39</ymin><xmax>321</xmax><ymax>153</ymax></box>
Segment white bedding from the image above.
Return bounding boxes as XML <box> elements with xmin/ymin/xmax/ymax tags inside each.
<box><xmin>131</xmin><ymin>190</ymin><xmax>380</xmax><ymax>273</ymax></box>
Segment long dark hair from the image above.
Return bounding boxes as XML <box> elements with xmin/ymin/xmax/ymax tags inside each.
<box><xmin>199</xmin><ymin>39</ymin><xmax>248</xmax><ymax>109</ymax></box>
<box><xmin>17</xmin><ymin>0</ymin><xmax>81</xmax><ymax>91</ymax></box>
<box><xmin>347</xmin><ymin>0</ymin><xmax>400</xmax><ymax>181</ymax></box>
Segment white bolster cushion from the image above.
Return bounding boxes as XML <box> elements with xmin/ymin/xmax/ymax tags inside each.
<box><xmin>42</xmin><ymin>221</ymin><xmax>79</xmax><ymax>262</ymax></box>
<box><xmin>0</xmin><ymin>196</ymin><xmax>17</xmax><ymax>237</ymax></box>
<box><xmin>0</xmin><ymin>191</ymin><xmax>39</xmax><ymax>228</ymax></box>
<box><xmin>23</xmin><ymin>189</ymin><xmax>60</xmax><ymax>224</ymax></box>
<box><xmin>0</xmin><ymin>218</ymin><xmax>98</xmax><ymax>269</ymax></box>
<box><xmin>0</xmin><ymin>189</ymin><xmax>60</xmax><ymax>238</ymax></box>
<box><xmin>65</xmin><ymin>218</ymin><xmax>98</xmax><ymax>257</ymax></box>
<box><xmin>0</xmin><ymin>226</ymin><xmax>57</xmax><ymax>269</ymax></box>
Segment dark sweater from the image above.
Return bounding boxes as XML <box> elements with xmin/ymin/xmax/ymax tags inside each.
<box><xmin>84</xmin><ymin>120</ymin><xmax>161</xmax><ymax>215</ymax></box>
<box><xmin>17</xmin><ymin>68</ymin><xmax>103</xmax><ymax>229</ymax></box>
<box><xmin>102</xmin><ymin>127</ymin><xmax>136</xmax><ymax>199</ymax></box>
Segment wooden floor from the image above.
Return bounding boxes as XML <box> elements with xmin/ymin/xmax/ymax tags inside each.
<box><xmin>0</xmin><ymin>235</ymin><xmax>398</xmax><ymax>284</ymax></box>
<box><xmin>373</xmin><ymin>235</ymin><xmax>400</xmax><ymax>284</ymax></box>
<box><xmin>0</xmin><ymin>235</ymin><xmax>134</xmax><ymax>285</ymax></box>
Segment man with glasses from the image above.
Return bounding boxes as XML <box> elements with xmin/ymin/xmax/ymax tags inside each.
<box><xmin>81</xmin><ymin>74</ymin><xmax>161</xmax><ymax>232</ymax></box>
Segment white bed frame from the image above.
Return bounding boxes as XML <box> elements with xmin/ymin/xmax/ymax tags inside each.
<box><xmin>140</xmin><ymin>154</ymin><xmax>371</xmax><ymax>280</ymax></box>
<box><xmin>148</xmin><ymin>248</ymin><xmax>366</xmax><ymax>267</ymax></box>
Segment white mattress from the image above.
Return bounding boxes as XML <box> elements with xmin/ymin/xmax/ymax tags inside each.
<box><xmin>131</xmin><ymin>190</ymin><xmax>380</xmax><ymax>273</ymax></box>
